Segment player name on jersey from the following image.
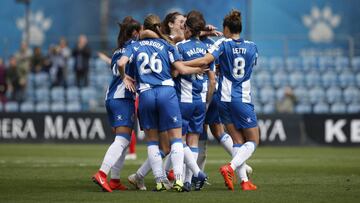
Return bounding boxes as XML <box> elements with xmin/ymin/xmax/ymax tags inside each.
<box><xmin>186</xmin><ymin>47</ymin><xmax>206</xmax><ymax>57</ymax></box>
<box><xmin>232</xmin><ymin>47</ymin><xmax>247</xmax><ymax>55</ymax></box>
<box><xmin>139</xmin><ymin>40</ymin><xmax>164</xmax><ymax>50</ymax></box>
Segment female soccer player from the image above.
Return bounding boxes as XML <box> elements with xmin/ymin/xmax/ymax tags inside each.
<box><xmin>183</xmin><ymin>10</ymin><xmax>259</xmax><ymax>191</ymax></box>
<box><xmin>92</xmin><ymin>17</ymin><xmax>141</xmax><ymax>192</ymax></box>
<box><xmin>118</xmin><ymin>14</ymin><xmax>206</xmax><ymax>192</ymax></box>
<box><xmin>174</xmin><ymin>10</ymin><xmax>215</xmax><ymax>191</ymax></box>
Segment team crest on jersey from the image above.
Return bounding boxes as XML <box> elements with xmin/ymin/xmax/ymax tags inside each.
<box><xmin>116</xmin><ymin>115</ymin><xmax>123</xmax><ymax>121</ymax></box>
<box><xmin>246</xmin><ymin>117</ymin><xmax>252</xmax><ymax>123</ymax></box>
<box><xmin>172</xmin><ymin>116</ymin><xmax>178</xmax><ymax>123</ymax></box>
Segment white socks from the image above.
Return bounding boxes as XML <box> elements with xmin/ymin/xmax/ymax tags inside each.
<box><xmin>197</xmin><ymin>140</ymin><xmax>207</xmax><ymax>171</ymax></box>
<box><xmin>232</xmin><ymin>144</ymin><xmax>248</xmax><ymax>182</ymax></box>
<box><xmin>147</xmin><ymin>142</ymin><xmax>164</xmax><ymax>183</ymax></box>
<box><xmin>170</xmin><ymin>138</ymin><xmax>185</xmax><ymax>181</ymax></box>
<box><xmin>184</xmin><ymin>145</ymin><xmax>201</xmax><ymax>178</ymax></box>
<box><xmin>100</xmin><ymin>134</ymin><xmax>130</xmax><ymax>175</ymax></box>
<box><xmin>184</xmin><ymin>147</ymin><xmax>199</xmax><ymax>183</ymax></box>
<box><xmin>110</xmin><ymin>146</ymin><xmax>128</xmax><ymax>179</ymax></box>
<box><xmin>219</xmin><ymin>133</ymin><xmax>233</xmax><ymax>156</ymax></box>
<box><xmin>136</xmin><ymin>158</ymin><xmax>151</xmax><ymax>179</ymax></box>
<box><xmin>230</xmin><ymin>141</ymin><xmax>256</xmax><ymax>170</ymax></box>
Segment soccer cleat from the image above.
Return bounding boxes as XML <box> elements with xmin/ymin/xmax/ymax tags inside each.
<box><xmin>183</xmin><ymin>182</ymin><xmax>191</xmax><ymax>192</ymax></box>
<box><xmin>109</xmin><ymin>179</ymin><xmax>128</xmax><ymax>191</ymax></box>
<box><xmin>92</xmin><ymin>171</ymin><xmax>113</xmax><ymax>192</ymax></box>
<box><xmin>125</xmin><ymin>153</ymin><xmax>137</xmax><ymax>160</ymax></box>
<box><xmin>193</xmin><ymin>171</ymin><xmax>208</xmax><ymax>191</ymax></box>
<box><xmin>241</xmin><ymin>181</ymin><xmax>257</xmax><ymax>191</ymax></box>
<box><xmin>166</xmin><ymin>169</ymin><xmax>175</xmax><ymax>181</ymax></box>
<box><xmin>219</xmin><ymin>164</ymin><xmax>235</xmax><ymax>191</ymax></box>
<box><xmin>172</xmin><ymin>180</ymin><xmax>184</xmax><ymax>192</ymax></box>
<box><xmin>152</xmin><ymin>182</ymin><xmax>167</xmax><ymax>192</ymax></box>
<box><xmin>128</xmin><ymin>174</ymin><xmax>147</xmax><ymax>191</ymax></box>
<box><xmin>162</xmin><ymin>178</ymin><xmax>173</xmax><ymax>190</ymax></box>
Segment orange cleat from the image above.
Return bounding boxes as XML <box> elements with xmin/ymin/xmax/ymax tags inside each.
<box><xmin>219</xmin><ymin>164</ymin><xmax>235</xmax><ymax>191</ymax></box>
<box><xmin>241</xmin><ymin>180</ymin><xmax>257</xmax><ymax>191</ymax></box>
<box><xmin>167</xmin><ymin>169</ymin><xmax>175</xmax><ymax>182</ymax></box>
<box><xmin>109</xmin><ymin>179</ymin><xmax>128</xmax><ymax>191</ymax></box>
<box><xmin>92</xmin><ymin>171</ymin><xmax>113</xmax><ymax>192</ymax></box>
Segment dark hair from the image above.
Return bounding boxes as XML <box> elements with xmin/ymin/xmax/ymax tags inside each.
<box><xmin>185</xmin><ymin>10</ymin><xmax>206</xmax><ymax>38</ymax></box>
<box><xmin>144</xmin><ymin>14</ymin><xmax>173</xmax><ymax>44</ymax></box>
<box><xmin>117</xmin><ymin>16</ymin><xmax>141</xmax><ymax>49</ymax></box>
<box><xmin>223</xmin><ymin>10</ymin><xmax>242</xmax><ymax>34</ymax></box>
<box><xmin>161</xmin><ymin>12</ymin><xmax>183</xmax><ymax>35</ymax></box>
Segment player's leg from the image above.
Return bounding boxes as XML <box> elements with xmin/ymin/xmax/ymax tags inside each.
<box><xmin>197</xmin><ymin>124</ymin><xmax>208</xmax><ymax>171</ymax></box>
<box><xmin>92</xmin><ymin>99</ymin><xmax>134</xmax><ymax>192</ymax></box>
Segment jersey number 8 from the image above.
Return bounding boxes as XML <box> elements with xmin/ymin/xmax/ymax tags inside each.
<box><xmin>138</xmin><ymin>52</ymin><xmax>162</xmax><ymax>75</ymax></box>
<box><xmin>233</xmin><ymin>57</ymin><xmax>245</xmax><ymax>78</ymax></box>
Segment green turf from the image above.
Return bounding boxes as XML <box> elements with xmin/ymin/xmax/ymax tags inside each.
<box><xmin>0</xmin><ymin>144</ymin><xmax>359</xmax><ymax>203</ymax></box>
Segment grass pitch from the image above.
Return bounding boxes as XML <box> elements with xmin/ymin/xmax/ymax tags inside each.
<box><xmin>0</xmin><ymin>144</ymin><xmax>359</xmax><ymax>203</ymax></box>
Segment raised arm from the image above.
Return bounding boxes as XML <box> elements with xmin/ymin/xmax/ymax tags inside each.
<box><xmin>173</xmin><ymin>61</ymin><xmax>208</xmax><ymax>75</ymax></box>
<box><xmin>97</xmin><ymin>52</ymin><xmax>111</xmax><ymax>65</ymax></box>
<box><xmin>182</xmin><ymin>53</ymin><xmax>215</xmax><ymax>67</ymax></box>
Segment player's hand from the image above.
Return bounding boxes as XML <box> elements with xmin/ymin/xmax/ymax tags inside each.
<box><xmin>197</xmin><ymin>66</ymin><xmax>209</xmax><ymax>74</ymax></box>
<box><xmin>123</xmin><ymin>74</ymin><xmax>136</xmax><ymax>93</ymax></box>
<box><xmin>205</xmin><ymin>24</ymin><xmax>217</xmax><ymax>31</ymax></box>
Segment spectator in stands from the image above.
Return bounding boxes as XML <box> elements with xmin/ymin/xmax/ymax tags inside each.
<box><xmin>6</xmin><ymin>56</ymin><xmax>25</xmax><ymax>102</ymax></box>
<box><xmin>0</xmin><ymin>58</ymin><xmax>6</xmax><ymax>103</ymax></box>
<box><xmin>59</xmin><ymin>37</ymin><xmax>71</xmax><ymax>60</ymax></box>
<box><xmin>14</xmin><ymin>42</ymin><xmax>31</xmax><ymax>86</ymax></box>
<box><xmin>276</xmin><ymin>86</ymin><xmax>297</xmax><ymax>113</ymax></box>
<box><xmin>31</xmin><ymin>46</ymin><xmax>44</xmax><ymax>73</ymax></box>
<box><xmin>49</xmin><ymin>45</ymin><xmax>67</xmax><ymax>87</ymax></box>
<box><xmin>72</xmin><ymin>34</ymin><xmax>91</xmax><ymax>87</ymax></box>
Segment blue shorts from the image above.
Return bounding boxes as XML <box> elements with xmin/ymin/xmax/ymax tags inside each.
<box><xmin>218</xmin><ymin>101</ymin><xmax>258</xmax><ymax>129</ymax></box>
<box><xmin>105</xmin><ymin>99</ymin><xmax>135</xmax><ymax>128</ymax></box>
<box><xmin>204</xmin><ymin>93</ymin><xmax>222</xmax><ymax>125</ymax></box>
<box><xmin>180</xmin><ymin>100</ymin><xmax>206</xmax><ymax>135</ymax></box>
<box><xmin>138</xmin><ymin>86</ymin><xmax>182</xmax><ymax>132</ymax></box>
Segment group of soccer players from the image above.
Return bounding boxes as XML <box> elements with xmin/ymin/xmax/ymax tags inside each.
<box><xmin>92</xmin><ymin>9</ymin><xmax>260</xmax><ymax>193</ymax></box>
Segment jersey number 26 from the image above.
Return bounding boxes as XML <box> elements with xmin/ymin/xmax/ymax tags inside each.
<box><xmin>138</xmin><ymin>52</ymin><xmax>162</xmax><ymax>75</ymax></box>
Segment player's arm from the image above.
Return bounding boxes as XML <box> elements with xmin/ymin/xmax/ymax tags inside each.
<box><xmin>173</xmin><ymin>61</ymin><xmax>208</xmax><ymax>75</ymax></box>
<box><xmin>206</xmin><ymin>65</ymin><xmax>216</xmax><ymax>107</ymax></box>
<box><xmin>182</xmin><ymin>53</ymin><xmax>215</xmax><ymax>67</ymax></box>
<box><xmin>97</xmin><ymin>52</ymin><xmax>111</xmax><ymax>65</ymax></box>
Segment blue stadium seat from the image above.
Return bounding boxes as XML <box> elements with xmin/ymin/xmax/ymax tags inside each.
<box><xmin>255</xmin><ymin>71</ymin><xmax>272</xmax><ymax>87</ymax></box>
<box><xmin>51</xmin><ymin>87</ymin><xmax>65</xmax><ymax>102</ymax></box>
<box><xmin>35</xmin><ymin>102</ymin><xmax>50</xmax><ymax>112</ymax></box>
<box><xmin>25</xmin><ymin>86</ymin><xmax>36</xmax><ymax>102</ymax></box>
<box><xmin>259</xmin><ymin>87</ymin><xmax>275</xmax><ymax>104</ymax></box>
<box><xmin>35</xmin><ymin>88</ymin><xmax>50</xmax><ymax>102</ymax></box>
<box><xmin>253</xmin><ymin>102</ymin><xmax>262</xmax><ymax>114</ymax></box>
<box><xmin>302</xmin><ymin>56</ymin><xmax>317</xmax><ymax>71</ymax></box>
<box><xmin>96</xmin><ymin>74</ymin><xmax>111</xmax><ymax>90</ymax></box>
<box><xmin>81</xmin><ymin>87</ymin><xmax>97</xmax><ymax>109</ymax></box>
<box><xmin>257</xmin><ymin>56</ymin><xmax>269</xmax><ymax>69</ymax></box>
<box><xmin>34</xmin><ymin>72</ymin><xmax>50</xmax><ymax>88</ymax></box>
<box><xmin>305</xmin><ymin>71</ymin><xmax>322</xmax><ymax>87</ymax></box>
<box><xmin>356</xmin><ymin>73</ymin><xmax>360</xmax><ymax>87</ymax></box>
<box><xmin>338</xmin><ymin>71</ymin><xmax>356</xmax><ymax>88</ymax></box>
<box><xmin>344</xmin><ymin>86</ymin><xmax>360</xmax><ymax>103</ymax></box>
<box><xmin>295</xmin><ymin>102</ymin><xmax>312</xmax><ymax>114</ymax></box>
<box><xmin>5</xmin><ymin>101</ymin><xmax>19</xmax><ymax>112</ymax></box>
<box><xmin>313</xmin><ymin>102</ymin><xmax>329</xmax><ymax>114</ymax></box>
<box><xmin>352</xmin><ymin>56</ymin><xmax>360</xmax><ymax>70</ymax></box>
<box><xmin>269</xmin><ymin>57</ymin><xmax>285</xmax><ymax>72</ymax></box>
<box><xmin>66</xmin><ymin>73</ymin><xmax>76</xmax><ymax>87</ymax></box>
<box><xmin>318</xmin><ymin>56</ymin><xmax>334</xmax><ymax>72</ymax></box>
<box><xmin>66</xmin><ymin>86</ymin><xmax>80</xmax><ymax>102</ymax></box>
<box><xmin>272</xmin><ymin>71</ymin><xmax>288</xmax><ymax>88</ymax></box>
<box><xmin>20</xmin><ymin>101</ymin><xmax>35</xmax><ymax>112</ymax></box>
<box><xmin>325</xmin><ymin>86</ymin><xmax>342</xmax><ymax>104</ymax></box>
<box><xmin>347</xmin><ymin>102</ymin><xmax>360</xmax><ymax>113</ymax></box>
<box><xmin>95</xmin><ymin>58</ymin><xmax>108</xmax><ymax>73</ymax></box>
<box><xmin>263</xmin><ymin>103</ymin><xmax>275</xmax><ymax>114</ymax></box>
<box><xmin>289</xmin><ymin>72</ymin><xmax>304</xmax><ymax>88</ymax></box>
<box><xmin>321</xmin><ymin>71</ymin><xmax>338</xmax><ymax>88</ymax></box>
<box><xmin>330</xmin><ymin>102</ymin><xmax>347</xmax><ymax>113</ymax></box>
<box><xmin>27</xmin><ymin>73</ymin><xmax>36</xmax><ymax>88</ymax></box>
<box><xmin>285</xmin><ymin>57</ymin><xmax>302</xmax><ymax>71</ymax></box>
<box><xmin>251</xmin><ymin>88</ymin><xmax>259</xmax><ymax>103</ymax></box>
<box><xmin>294</xmin><ymin>87</ymin><xmax>309</xmax><ymax>103</ymax></box>
<box><xmin>51</xmin><ymin>102</ymin><xmax>65</xmax><ymax>112</ymax></box>
<box><xmin>309</xmin><ymin>86</ymin><xmax>325</xmax><ymax>104</ymax></box>
<box><xmin>66</xmin><ymin>101</ymin><xmax>82</xmax><ymax>112</ymax></box>
<box><xmin>67</xmin><ymin>58</ymin><xmax>74</xmax><ymax>72</ymax></box>
<box><xmin>335</xmin><ymin>56</ymin><xmax>350</xmax><ymax>71</ymax></box>
<box><xmin>275</xmin><ymin>87</ymin><xmax>285</xmax><ymax>100</ymax></box>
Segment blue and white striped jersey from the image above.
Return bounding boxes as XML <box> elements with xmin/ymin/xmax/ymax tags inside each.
<box><xmin>208</xmin><ymin>38</ymin><xmax>258</xmax><ymax>103</ymax></box>
<box><xmin>175</xmin><ymin>37</ymin><xmax>215</xmax><ymax>103</ymax></box>
<box><xmin>105</xmin><ymin>40</ymin><xmax>136</xmax><ymax>100</ymax></box>
<box><xmin>124</xmin><ymin>38</ymin><xmax>182</xmax><ymax>92</ymax></box>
